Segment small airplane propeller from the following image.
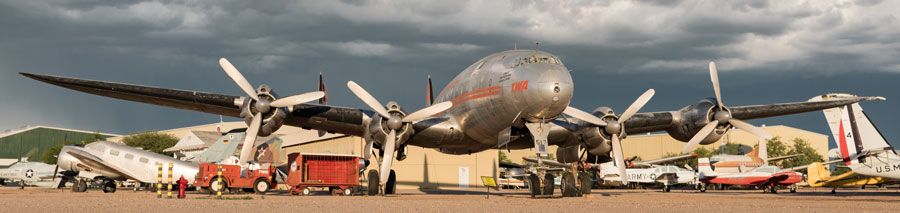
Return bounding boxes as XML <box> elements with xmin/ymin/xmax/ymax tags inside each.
<box><xmin>218</xmin><ymin>58</ymin><xmax>324</xmax><ymax>164</ymax></box>
<box><xmin>562</xmin><ymin>88</ymin><xmax>655</xmax><ymax>184</ymax></box>
<box><xmin>347</xmin><ymin>81</ymin><xmax>452</xmax><ymax>193</ymax></box>
<box><xmin>680</xmin><ymin>62</ymin><xmax>773</xmax><ymax>153</ymax></box>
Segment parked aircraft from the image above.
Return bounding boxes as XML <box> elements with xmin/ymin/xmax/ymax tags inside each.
<box><xmin>805</xmin><ymin>161</ymin><xmax>888</xmax><ymax>194</ymax></box>
<box><xmin>23</xmin><ymin>49</ymin><xmax>880</xmax><ymax>197</ymax></box>
<box><xmin>0</xmin><ymin>158</ymin><xmax>57</xmax><ymax>188</ymax></box>
<box><xmin>697</xmin><ymin>157</ymin><xmax>802</xmax><ymax>193</ymax></box>
<box><xmin>707</xmin><ymin>140</ymin><xmax>800</xmax><ymax>173</ymax></box>
<box><xmin>811</xmin><ymin>94</ymin><xmax>899</xmax><ymax>180</ymax></box>
<box><xmin>595</xmin><ymin>154</ymin><xmax>697</xmax><ymax>192</ymax></box>
<box><xmin>57</xmin><ymin>132</ymin><xmax>276</xmax><ymax>193</ymax></box>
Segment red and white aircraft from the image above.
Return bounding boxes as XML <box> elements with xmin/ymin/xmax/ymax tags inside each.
<box><xmin>696</xmin><ymin>157</ymin><xmax>802</xmax><ymax>193</ymax></box>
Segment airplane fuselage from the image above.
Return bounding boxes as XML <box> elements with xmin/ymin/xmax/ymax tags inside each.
<box><xmin>421</xmin><ymin>50</ymin><xmax>573</xmax><ymax>153</ymax></box>
<box><xmin>58</xmin><ymin>141</ymin><xmax>199</xmax><ymax>184</ymax></box>
<box><xmin>850</xmin><ymin>154</ymin><xmax>900</xmax><ymax>180</ymax></box>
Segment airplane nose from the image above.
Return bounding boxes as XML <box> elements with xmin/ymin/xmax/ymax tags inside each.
<box><xmin>515</xmin><ymin>64</ymin><xmax>573</xmax><ymax>121</ymax></box>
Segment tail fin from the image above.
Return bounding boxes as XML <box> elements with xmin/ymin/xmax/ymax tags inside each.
<box><xmin>805</xmin><ymin>162</ymin><xmax>830</xmax><ymax>187</ymax></box>
<box><xmin>698</xmin><ymin>158</ymin><xmax>714</xmax><ymax>174</ymax></box>
<box><xmin>318</xmin><ymin>72</ymin><xmax>328</xmax><ymax>104</ymax></box>
<box><xmin>814</xmin><ymin>94</ymin><xmax>891</xmax><ymax>165</ymax></box>
<box><xmin>425</xmin><ymin>75</ymin><xmax>434</xmax><ymax>107</ymax></box>
<box><xmin>192</xmin><ymin>133</ymin><xmax>244</xmax><ymax>163</ymax></box>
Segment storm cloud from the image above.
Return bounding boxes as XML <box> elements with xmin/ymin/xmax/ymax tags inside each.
<box><xmin>1</xmin><ymin>0</ymin><xmax>898</xmax><ymax>146</ymax></box>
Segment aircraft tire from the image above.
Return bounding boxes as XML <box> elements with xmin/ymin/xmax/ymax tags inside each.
<box><xmin>698</xmin><ymin>183</ymin><xmax>707</xmax><ymax>192</ymax></box>
<box><xmin>663</xmin><ymin>185</ymin><xmax>671</xmax><ymax>192</ymax></box>
<box><xmin>20</xmin><ymin>180</ymin><xmax>25</xmax><ymax>189</ymax></box>
<box><xmin>367</xmin><ymin>170</ymin><xmax>379</xmax><ymax>196</ymax></box>
<box><xmin>561</xmin><ymin>173</ymin><xmax>578</xmax><ymax>197</ymax></box>
<box><xmin>385</xmin><ymin>170</ymin><xmax>397</xmax><ymax>195</ymax></box>
<box><xmin>528</xmin><ymin>174</ymin><xmax>541</xmax><ymax>197</ymax></box>
<box><xmin>579</xmin><ymin>171</ymin><xmax>592</xmax><ymax>195</ymax></box>
<box><xmin>768</xmin><ymin>185</ymin><xmax>777</xmax><ymax>194</ymax></box>
<box><xmin>253</xmin><ymin>179</ymin><xmax>270</xmax><ymax>194</ymax></box>
<box><xmin>75</xmin><ymin>179</ymin><xmax>88</xmax><ymax>192</ymax></box>
<box><xmin>542</xmin><ymin>173</ymin><xmax>555</xmax><ymax>196</ymax></box>
<box><xmin>102</xmin><ymin>181</ymin><xmax>116</xmax><ymax>193</ymax></box>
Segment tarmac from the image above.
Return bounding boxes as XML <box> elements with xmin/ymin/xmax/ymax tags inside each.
<box><xmin>2</xmin><ymin>186</ymin><xmax>900</xmax><ymax>212</ymax></box>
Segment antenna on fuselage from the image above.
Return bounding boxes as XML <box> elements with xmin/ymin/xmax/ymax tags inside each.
<box><xmin>534</xmin><ymin>41</ymin><xmax>541</xmax><ymax>49</ymax></box>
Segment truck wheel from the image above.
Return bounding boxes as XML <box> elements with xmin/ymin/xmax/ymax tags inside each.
<box><xmin>528</xmin><ymin>174</ymin><xmax>541</xmax><ymax>197</ymax></box>
<box><xmin>302</xmin><ymin>188</ymin><xmax>311</xmax><ymax>196</ymax></box>
<box><xmin>209</xmin><ymin>178</ymin><xmax>227</xmax><ymax>195</ymax></box>
<box><xmin>343</xmin><ymin>188</ymin><xmax>353</xmax><ymax>196</ymax></box>
<box><xmin>367</xmin><ymin>170</ymin><xmax>379</xmax><ymax>196</ymax></box>
<box><xmin>253</xmin><ymin>179</ymin><xmax>270</xmax><ymax>194</ymax></box>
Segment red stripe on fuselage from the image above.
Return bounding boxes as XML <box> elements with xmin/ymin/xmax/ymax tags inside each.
<box><xmin>450</xmin><ymin>86</ymin><xmax>501</xmax><ymax>106</ymax></box>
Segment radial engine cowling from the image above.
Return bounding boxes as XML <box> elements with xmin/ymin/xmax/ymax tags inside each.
<box><xmin>365</xmin><ymin>103</ymin><xmax>414</xmax><ymax>149</ymax></box>
<box><xmin>239</xmin><ymin>85</ymin><xmax>288</xmax><ymax>137</ymax></box>
<box><xmin>666</xmin><ymin>98</ymin><xmax>728</xmax><ymax>145</ymax></box>
<box><xmin>578</xmin><ymin>107</ymin><xmax>616</xmax><ymax>156</ymax></box>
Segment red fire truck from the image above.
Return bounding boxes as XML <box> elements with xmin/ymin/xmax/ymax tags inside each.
<box><xmin>286</xmin><ymin>153</ymin><xmax>362</xmax><ymax>196</ymax></box>
<box><xmin>194</xmin><ymin>162</ymin><xmax>276</xmax><ymax>194</ymax></box>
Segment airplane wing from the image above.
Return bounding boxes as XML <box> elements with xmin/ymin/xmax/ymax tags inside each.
<box><xmin>21</xmin><ymin>73</ymin><xmax>368</xmax><ymax>136</ymax></box>
<box><xmin>634</xmin><ymin>153</ymin><xmax>697</xmax><ymax>167</ymax></box>
<box><xmin>623</xmin><ymin>97</ymin><xmax>877</xmax><ymax>135</ymax></box>
<box><xmin>65</xmin><ymin>149</ymin><xmax>140</xmax><ymax>181</ymax></box>
<box><xmin>767</xmin><ymin>154</ymin><xmax>802</xmax><ymax>162</ymax></box>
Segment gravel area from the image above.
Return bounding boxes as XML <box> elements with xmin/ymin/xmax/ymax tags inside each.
<box><xmin>2</xmin><ymin>187</ymin><xmax>899</xmax><ymax>212</ymax></box>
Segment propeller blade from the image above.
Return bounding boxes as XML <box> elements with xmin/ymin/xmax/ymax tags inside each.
<box><xmin>363</xmin><ymin>140</ymin><xmax>374</xmax><ymax>161</ymax></box>
<box><xmin>708</xmin><ymin>61</ymin><xmax>724</xmax><ymax>110</ymax></box>
<box><xmin>347</xmin><ymin>81</ymin><xmax>391</xmax><ymax>118</ymax></box>
<box><xmin>563</xmin><ymin>106</ymin><xmax>607</xmax><ymax>126</ymax></box>
<box><xmin>52</xmin><ymin>165</ymin><xmax>59</xmax><ymax>181</ymax></box>
<box><xmin>402</xmin><ymin>101</ymin><xmax>452</xmax><ymax>122</ymax></box>
<box><xmin>238</xmin><ymin>113</ymin><xmax>262</xmax><ymax>164</ymax></box>
<box><xmin>728</xmin><ymin>119</ymin><xmax>773</xmax><ymax>140</ymax></box>
<box><xmin>379</xmin><ymin>130</ymin><xmax>397</xmax><ymax>188</ymax></box>
<box><xmin>619</xmin><ymin>89</ymin><xmax>655</xmax><ymax>122</ymax></box>
<box><xmin>219</xmin><ymin>58</ymin><xmax>259</xmax><ymax>101</ymax></box>
<box><xmin>270</xmin><ymin>91</ymin><xmax>326</xmax><ymax>108</ymax></box>
<box><xmin>681</xmin><ymin>122</ymin><xmax>718</xmax><ymax>153</ymax></box>
<box><xmin>611</xmin><ymin>134</ymin><xmax>628</xmax><ymax>184</ymax></box>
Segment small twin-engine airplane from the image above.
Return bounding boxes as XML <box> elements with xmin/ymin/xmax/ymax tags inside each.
<box><xmin>593</xmin><ymin>154</ymin><xmax>697</xmax><ymax>192</ymax></box>
<box><xmin>22</xmin><ymin>49</ymin><xmax>880</xmax><ymax>197</ymax></box>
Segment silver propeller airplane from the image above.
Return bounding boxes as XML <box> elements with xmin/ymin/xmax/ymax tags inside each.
<box><xmin>22</xmin><ymin>49</ymin><xmax>879</xmax><ymax>197</ymax></box>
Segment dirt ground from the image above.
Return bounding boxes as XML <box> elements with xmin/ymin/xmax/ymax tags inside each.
<box><xmin>2</xmin><ymin>186</ymin><xmax>900</xmax><ymax>212</ymax></box>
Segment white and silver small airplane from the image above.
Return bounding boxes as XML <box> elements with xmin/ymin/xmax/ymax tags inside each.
<box><xmin>812</xmin><ymin>94</ymin><xmax>899</xmax><ymax>180</ymax></box>
<box><xmin>0</xmin><ymin>158</ymin><xmax>57</xmax><ymax>188</ymax></box>
<box><xmin>594</xmin><ymin>154</ymin><xmax>697</xmax><ymax>192</ymax></box>
<box><xmin>57</xmin><ymin>132</ymin><xmax>273</xmax><ymax>193</ymax></box>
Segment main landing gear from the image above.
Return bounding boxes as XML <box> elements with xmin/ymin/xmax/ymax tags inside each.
<box><xmin>524</xmin><ymin>122</ymin><xmax>591</xmax><ymax>198</ymax></box>
<box><xmin>366</xmin><ymin>169</ymin><xmax>396</xmax><ymax>196</ymax></box>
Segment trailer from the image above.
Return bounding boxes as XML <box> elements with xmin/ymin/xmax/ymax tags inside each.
<box><xmin>286</xmin><ymin>153</ymin><xmax>362</xmax><ymax>196</ymax></box>
<box><xmin>194</xmin><ymin>163</ymin><xmax>275</xmax><ymax>194</ymax></box>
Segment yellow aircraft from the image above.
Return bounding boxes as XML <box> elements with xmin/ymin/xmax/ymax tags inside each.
<box><xmin>806</xmin><ymin>162</ymin><xmax>887</xmax><ymax>194</ymax></box>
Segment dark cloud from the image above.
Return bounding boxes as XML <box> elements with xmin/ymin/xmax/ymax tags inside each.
<box><xmin>1</xmin><ymin>0</ymin><xmax>898</xmax><ymax>147</ymax></box>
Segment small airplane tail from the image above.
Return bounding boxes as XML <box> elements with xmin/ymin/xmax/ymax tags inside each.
<box><xmin>805</xmin><ymin>162</ymin><xmax>830</xmax><ymax>187</ymax></box>
<box><xmin>317</xmin><ymin>72</ymin><xmax>328</xmax><ymax>104</ymax></box>
<box><xmin>812</xmin><ymin>94</ymin><xmax>891</xmax><ymax>166</ymax></box>
<box><xmin>697</xmin><ymin>158</ymin><xmax>715</xmax><ymax>175</ymax></box>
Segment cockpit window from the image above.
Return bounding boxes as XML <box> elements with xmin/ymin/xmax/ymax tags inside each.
<box><xmin>513</xmin><ymin>55</ymin><xmax>562</xmax><ymax>67</ymax></box>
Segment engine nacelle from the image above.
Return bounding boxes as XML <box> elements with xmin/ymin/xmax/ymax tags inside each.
<box><xmin>239</xmin><ymin>85</ymin><xmax>288</xmax><ymax>137</ymax></box>
<box><xmin>665</xmin><ymin>98</ymin><xmax>728</xmax><ymax>145</ymax></box>
<box><xmin>578</xmin><ymin>107</ymin><xmax>616</xmax><ymax>156</ymax></box>
<box><xmin>364</xmin><ymin>103</ymin><xmax>414</xmax><ymax>151</ymax></box>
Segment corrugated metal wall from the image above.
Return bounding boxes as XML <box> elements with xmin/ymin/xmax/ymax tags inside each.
<box><xmin>0</xmin><ymin>128</ymin><xmax>114</xmax><ymax>161</ymax></box>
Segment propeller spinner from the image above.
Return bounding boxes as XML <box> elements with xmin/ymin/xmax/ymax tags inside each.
<box><xmin>680</xmin><ymin>62</ymin><xmax>773</xmax><ymax>153</ymax></box>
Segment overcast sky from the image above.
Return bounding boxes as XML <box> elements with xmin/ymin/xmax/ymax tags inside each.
<box><xmin>1</xmin><ymin>0</ymin><xmax>898</xmax><ymax>147</ymax></box>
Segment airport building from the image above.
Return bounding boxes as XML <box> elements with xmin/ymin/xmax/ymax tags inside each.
<box><xmin>0</xmin><ymin>125</ymin><xmax>119</xmax><ymax>162</ymax></box>
<box><xmin>124</xmin><ymin>122</ymin><xmax>826</xmax><ymax>190</ymax></box>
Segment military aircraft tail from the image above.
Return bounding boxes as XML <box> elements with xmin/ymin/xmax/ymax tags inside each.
<box><xmin>814</xmin><ymin>94</ymin><xmax>891</xmax><ymax>166</ymax></box>
<box><xmin>698</xmin><ymin>158</ymin><xmax>715</xmax><ymax>176</ymax></box>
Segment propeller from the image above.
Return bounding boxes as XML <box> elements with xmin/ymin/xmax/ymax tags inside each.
<box><xmin>680</xmin><ymin>62</ymin><xmax>773</xmax><ymax>153</ymax></box>
<box><xmin>218</xmin><ymin>58</ymin><xmax>325</xmax><ymax>164</ymax></box>
<box><xmin>347</xmin><ymin>81</ymin><xmax>452</xmax><ymax>193</ymax></box>
<box><xmin>563</xmin><ymin>88</ymin><xmax>655</xmax><ymax>184</ymax></box>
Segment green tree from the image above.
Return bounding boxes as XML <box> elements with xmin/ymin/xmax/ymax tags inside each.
<box><xmin>121</xmin><ymin>132</ymin><xmax>178</xmax><ymax>155</ymax></box>
<box><xmin>719</xmin><ymin>142</ymin><xmax>745</xmax><ymax>155</ymax></box>
<box><xmin>766</xmin><ymin>137</ymin><xmax>789</xmax><ymax>167</ymax></box>
<box><xmin>498</xmin><ymin>151</ymin><xmax>512</xmax><ymax>164</ymax></box>
<box><xmin>41</xmin><ymin>132</ymin><xmax>107</xmax><ymax>164</ymax></box>
<box><xmin>782</xmin><ymin>138</ymin><xmax>824</xmax><ymax>169</ymax></box>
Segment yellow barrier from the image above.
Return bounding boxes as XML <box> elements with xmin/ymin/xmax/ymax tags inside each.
<box><xmin>216</xmin><ymin>164</ymin><xmax>223</xmax><ymax>199</ymax></box>
<box><xmin>167</xmin><ymin>163</ymin><xmax>174</xmax><ymax>199</ymax></box>
<box><xmin>156</xmin><ymin>163</ymin><xmax>163</xmax><ymax>198</ymax></box>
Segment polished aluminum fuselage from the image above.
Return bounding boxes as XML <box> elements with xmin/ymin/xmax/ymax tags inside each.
<box><xmin>411</xmin><ymin>50</ymin><xmax>574</xmax><ymax>154</ymax></box>
<box><xmin>57</xmin><ymin>141</ymin><xmax>199</xmax><ymax>184</ymax></box>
